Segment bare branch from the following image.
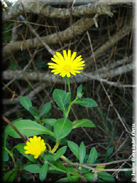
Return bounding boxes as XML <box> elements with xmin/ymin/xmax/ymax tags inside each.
<box><xmin>2</xmin><ymin>62</ymin><xmax>133</xmax><ymax>86</ymax></box>
<box><xmin>19</xmin><ymin>15</ymin><xmax>55</xmax><ymax>55</ymax></box>
<box><xmin>3</xmin><ymin>16</ymin><xmax>95</xmax><ymax>59</ymax></box>
<box><xmin>3</xmin><ymin>0</ymin><xmax>113</xmax><ymax>21</ymax></box>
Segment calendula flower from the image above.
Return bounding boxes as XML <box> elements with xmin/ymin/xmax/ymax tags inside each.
<box><xmin>24</xmin><ymin>136</ymin><xmax>46</xmax><ymax>159</ymax></box>
<box><xmin>48</xmin><ymin>50</ymin><xmax>85</xmax><ymax>77</ymax></box>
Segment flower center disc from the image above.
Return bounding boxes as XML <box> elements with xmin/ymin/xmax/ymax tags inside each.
<box><xmin>64</xmin><ymin>65</ymin><xmax>71</xmax><ymax>71</ymax></box>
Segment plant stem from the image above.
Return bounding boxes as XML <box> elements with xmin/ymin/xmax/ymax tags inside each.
<box><xmin>65</xmin><ymin>76</ymin><xmax>71</xmax><ymax>93</ymax></box>
<box><xmin>65</xmin><ymin>98</ymin><xmax>76</xmax><ymax>118</ymax></box>
<box><xmin>50</xmin><ymin>139</ymin><xmax>61</xmax><ymax>153</ymax></box>
<box><xmin>5</xmin><ymin>147</ymin><xmax>17</xmax><ymax>168</ymax></box>
<box><xmin>67</xmin><ymin>79</ymin><xmax>71</xmax><ymax>94</ymax></box>
<box><xmin>2</xmin><ymin>115</ymin><xmax>28</xmax><ymax>143</ymax></box>
<box><xmin>46</xmin><ymin>143</ymin><xmax>52</xmax><ymax>152</ymax></box>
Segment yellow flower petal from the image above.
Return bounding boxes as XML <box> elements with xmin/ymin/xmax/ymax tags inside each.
<box><xmin>48</xmin><ymin>50</ymin><xmax>85</xmax><ymax>77</ymax></box>
<box><xmin>24</xmin><ymin>136</ymin><xmax>46</xmax><ymax>159</ymax></box>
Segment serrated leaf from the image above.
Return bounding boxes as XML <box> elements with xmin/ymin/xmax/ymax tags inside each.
<box><xmin>39</xmin><ymin>102</ymin><xmax>51</xmax><ymax>117</ymax></box>
<box><xmin>24</xmin><ymin>164</ymin><xmax>41</xmax><ymax>173</ymax></box>
<box><xmin>79</xmin><ymin>142</ymin><xmax>86</xmax><ymax>164</ymax></box>
<box><xmin>20</xmin><ymin>96</ymin><xmax>32</xmax><ymax>111</ymax></box>
<box><xmin>73</xmin><ymin>98</ymin><xmax>97</xmax><ymax>107</ymax></box>
<box><xmin>73</xmin><ymin>119</ymin><xmax>96</xmax><ymax>129</ymax></box>
<box><xmin>87</xmin><ymin>147</ymin><xmax>98</xmax><ymax>164</ymax></box>
<box><xmin>68</xmin><ymin>141</ymin><xmax>79</xmax><ymax>160</ymax></box>
<box><xmin>39</xmin><ymin>162</ymin><xmax>48</xmax><ymax>181</ymax></box>
<box><xmin>54</xmin><ymin>118</ymin><xmax>72</xmax><ymax>140</ymax></box>
<box><xmin>4</xmin><ymin>119</ymin><xmax>54</xmax><ymax>138</ymax></box>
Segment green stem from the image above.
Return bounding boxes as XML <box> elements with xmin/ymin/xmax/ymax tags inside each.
<box><xmin>65</xmin><ymin>76</ymin><xmax>71</xmax><ymax>93</ymax></box>
<box><xmin>46</xmin><ymin>143</ymin><xmax>52</xmax><ymax>152</ymax></box>
<box><xmin>50</xmin><ymin>139</ymin><xmax>61</xmax><ymax>153</ymax></box>
<box><xmin>64</xmin><ymin>76</ymin><xmax>72</xmax><ymax>118</ymax></box>
<box><xmin>61</xmin><ymin>155</ymin><xmax>72</xmax><ymax>163</ymax></box>
<box><xmin>68</xmin><ymin>80</ymin><xmax>71</xmax><ymax>94</ymax></box>
<box><xmin>5</xmin><ymin>147</ymin><xmax>17</xmax><ymax>168</ymax></box>
<box><xmin>65</xmin><ymin>98</ymin><xmax>76</xmax><ymax>119</ymax></box>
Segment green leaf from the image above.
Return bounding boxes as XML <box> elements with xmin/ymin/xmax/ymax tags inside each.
<box><xmin>73</xmin><ymin>119</ymin><xmax>96</xmax><ymax>129</ymax></box>
<box><xmin>39</xmin><ymin>162</ymin><xmax>48</xmax><ymax>181</ymax></box>
<box><xmin>2</xmin><ymin>147</ymin><xmax>9</xmax><ymax>161</ymax></box>
<box><xmin>29</xmin><ymin>106</ymin><xmax>38</xmax><ymax>119</ymax></box>
<box><xmin>44</xmin><ymin>153</ymin><xmax>55</xmax><ymax>161</ymax></box>
<box><xmin>53</xmin><ymin>89</ymin><xmax>70</xmax><ymax>111</ymax></box>
<box><xmin>66</xmin><ymin>166</ymin><xmax>80</xmax><ymax>176</ymax></box>
<box><xmin>3</xmin><ymin>169</ymin><xmax>18</xmax><ymax>182</ymax></box>
<box><xmin>87</xmin><ymin>147</ymin><xmax>98</xmax><ymax>164</ymax></box>
<box><xmin>7</xmin><ymin>170</ymin><xmax>18</xmax><ymax>182</ymax></box>
<box><xmin>49</xmin><ymin>160</ymin><xmax>68</xmax><ymax>173</ymax></box>
<box><xmin>41</xmin><ymin>118</ymin><xmax>56</xmax><ymax>126</ymax></box>
<box><xmin>77</xmin><ymin>84</ymin><xmax>82</xmax><ymax>94</ymax></box>
<box><xmin>80</xmin><ymin>167</ymin><xmax>90</xmax><ymax>173</ymax></box>
<box><xmin>24</xmin><ymin>164</ymin><xmax>41</xmax><ymax>173</ymax></box>
<box><xmin>106</xmin><ymin>146</ymin><xmax>114</xmax><ymax>157</ymax></box>
<box><xmin>14</xmin><ymin>143</ymin><xmax>37</xmax><ymax>163</ymax></box>
<box><xmin>19</xmin><ymin>96</ymin><xmax>32</xmax><ymax>111</ymax></box>
<box><xmin>22</xmin><ymin>173</ymin><xmax>29</xmax><ymax>180</ymax></box>
<box><xmin>73</xmin><ymin>98</ymin><xmax>97</xmax><ymax>107</ymax></box>
<box><xmin>56</xmin><ymin>176</ymin><xmax>80</xmax><ymax>182</ymax></box>
<box><xmin>54</xmin><ymin>118</ymin><xmax>72</xmax><ymax>140</ymax></box>
<box><xmin>79</xmin><ymin>142</ymin><xmax>86</xmax><ymax>164</ymax></box>
<box><xmin>5</xmin><ymin>119</ymin><xmax>54</xmax><ymax>138</ymax></box>
<box><xmin>76</xmin><ymin>85</ymin><xmax>83</xmax><ymax>98</ymax></box>
<box><xmin>63</xmin><ymin>92</ymin><xmax>71</xmax><ymax>105</ymax></box>
<box><xmin>84</xmin><ymin>172</ymin><xmax>94</xmax><ymax>182</ymax></box>
<box><xmin>16</xmin><ymin>159</ymin><xmax>22</xmax><ymax>169</ymax></box>
<box><xmin>53</xmin><ymin>159</ymin><xmax>68</xmax><ymax>172</ymax></box>
<box><xmin>68</xmin><ymin>141</ymin><xmax>79</xmax><ymax>160</ymax></box>
<box><xmin>39</xmin><ymin>102</ymin><xmax>51</xmax><ymax>117</ymax></box>
<box><xmin>97</xmin><ymin>172</ymin><xmax>115</xmax><ymax>182</ymax></box>
<box><xmin>54</xmin><ymin>146</ymin><xmax>67</xmax><ymax>160</ymax></box>
<box><xmin>67</xmin><ymin>172</ymin><xmax>78</xmax><ymax>182</ymax></box>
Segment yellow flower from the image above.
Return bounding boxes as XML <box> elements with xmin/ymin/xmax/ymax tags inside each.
<box><xmin>24</xmin><ymin>136</ymin><xmax>46</xmax><ymax>159</ymax></box>
<box><xmin>48</xmin><ymin>50</ymin><xmax>85</xmax><ymax>77</ymax></box>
